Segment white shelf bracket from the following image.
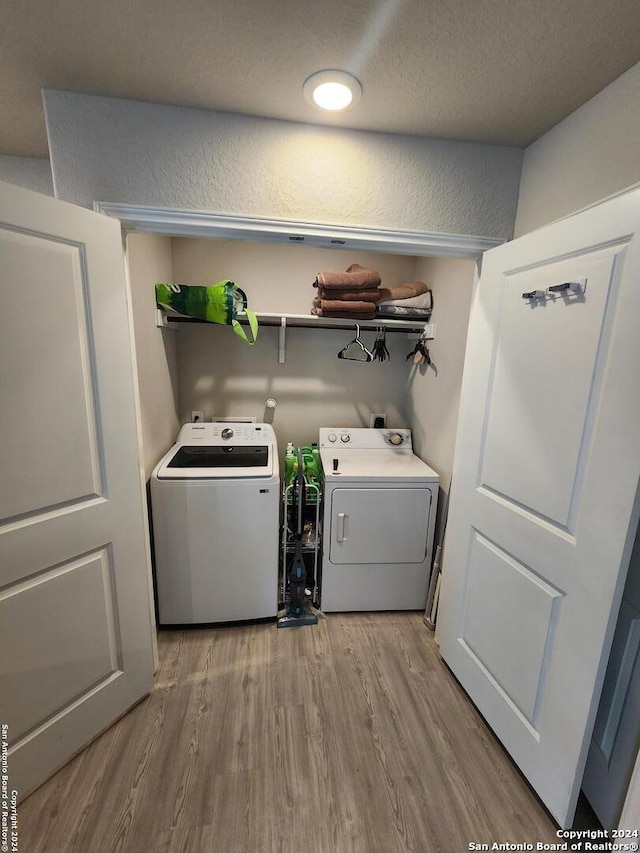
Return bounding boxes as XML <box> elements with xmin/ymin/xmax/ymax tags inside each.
<box><xmin>279</xmin><ymin>316</ymin><xmax>287</xmax><ymax>364</ymax></box>
<box><xmin>408</xmin><ymin>322</ymin><xmax>436</xmax><ymax>341</ymax></box>
<box><xmin>156</xmin><ymin>308</ymin><xmax>172</xmax><ymax>329</ymax></box>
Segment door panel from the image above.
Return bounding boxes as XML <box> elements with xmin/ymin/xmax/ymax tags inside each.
<box><xmin>479</xmin><ymin>248</ymin><xmax>621</xmax><ymax>529</ymax></box>
<box><xmin>0</xmin><ymin>181</ymin><xmax>154</xmax><ymax>797</ymax></box>
<box><xmin>460</xmin><ymin>532</ymin><xmax>562</xmax><ymax>727</ymax></box>
<box><xmin>2</xmin><ymin>549</ymin><xmax>120</xmax><ymax>741</ymax></box>
<box><xmin>0</xmin><ymin>228</ymin><xmax>102</xmax><ymax>520</ymax></box>
<box><xmin>329</xmin><ymin>488</ymin><xmax>431</xmax><ymax>565</ymax></box>
<box><xmin>437</xmin><ymin>188</ymin><xmax>640</xmax><ymax>827</ymax></box>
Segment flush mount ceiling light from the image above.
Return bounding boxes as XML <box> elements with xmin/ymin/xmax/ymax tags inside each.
<box><xmin>303</xmin><ymin>70</ymin><xmax>362</xmax><ymax>112</ymax></box>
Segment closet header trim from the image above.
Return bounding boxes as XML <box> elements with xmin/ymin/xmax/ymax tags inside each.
<box><xmin>94</xmin><ymin>202</ymin><xmax>503</xmax><ymax>259</ymax></box>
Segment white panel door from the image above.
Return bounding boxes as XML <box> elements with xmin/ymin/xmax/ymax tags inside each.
<box><xmin>437</xmin><ymin>187</ymin><xmax>640</xmax><ymax>828</ymax></box>
<box><xmin>0</xmin><ymin>180</ymin><xmax>155</xmax><ymax>797</ymax></box>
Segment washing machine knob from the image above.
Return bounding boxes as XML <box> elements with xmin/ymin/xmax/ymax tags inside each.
<box><xmin>328</xmin><ymin>433</ymin><xmax>337</xmax><ymax>443</ymax></box>
<box><xmin>221</xmin><ymin>427</ymin><xmax>234</xmax><ymax>440</ymax></box>
<box><xmin>340</xmin><ymin>433</ymin><xmax>351</xmax><ymax>443</ymax></box>
<box><xmin>388</xmin><ymin>432</ymin><xmax>404</xmax><ymax>446</ymax></box>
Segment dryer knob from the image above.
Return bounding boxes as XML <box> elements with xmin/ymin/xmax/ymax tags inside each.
<box><xmin>389</xmin><ymin>432</ymin><xmax>404</xmax><ymax>446</ymax></box>
<box><xmin>340</xmin><ymin>433</ymin><xmax>351</xmax><ymax>443</ymax></box>
<box><xmin>328</xmin><ymin>433</ymin><xmax>337</xmax><ymax>443</ymax></box>
<box><xmin>221</xmin><ymin>427</ymin><xmax>234</xmax><ymax>440</ymax></box>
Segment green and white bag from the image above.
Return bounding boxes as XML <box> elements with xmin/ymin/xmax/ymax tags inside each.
<box><xmin>155</xmin><ymin>281</ymin><xmax>258</xmax><ymax>345</ymax></box>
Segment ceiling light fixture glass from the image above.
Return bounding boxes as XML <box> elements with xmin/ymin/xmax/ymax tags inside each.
<box><xmin>303</xmin><ymin>70</ymin><xmax>362</xmax><ymax>112</ymax></box>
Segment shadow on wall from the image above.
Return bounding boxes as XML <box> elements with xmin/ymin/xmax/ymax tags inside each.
<box><xmin>175</xmin><ymin>324</ymin><xmax>409</xmax><ymax>451</ymax></box>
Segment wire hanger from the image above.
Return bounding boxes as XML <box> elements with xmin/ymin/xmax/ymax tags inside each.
<box><xmin>338</xmin><ymin>323</ymin><xmax>374</xmax><ymax>362</ymax></box>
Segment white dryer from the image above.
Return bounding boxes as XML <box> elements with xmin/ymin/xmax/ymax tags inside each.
<box><xmin>150</xmin><ymin>422</ymin><xmax>279</xmax><ymax>625</ymax></box>
<box><xmin>319</xmin><ymin>427</ymin><xmax>439</xmax><ymax>612</ymax></box>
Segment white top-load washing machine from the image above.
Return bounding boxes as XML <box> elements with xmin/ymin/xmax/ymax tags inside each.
<box><xmin>151</xmin><ymin>422</ymin><xmax>279</xmax><ymax>625</ymax></box>
<box><xmin>319</xmin><ymin>427</ymin><xmax>439</xmax><ymax>612</ymax></box>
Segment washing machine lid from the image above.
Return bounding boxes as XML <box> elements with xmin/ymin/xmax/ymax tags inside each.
<box><xmin>155</xmin><ymin>422</ymin><xmax>278</xmax><ymax>479</ymax></box>
<box><xmin>156</xmin><ymin>445</ymin><xmax>275</xmax><ymax>479</ymax></box>
<box><xmin>319</xmin><ymin>448</ymin><xmax>439</xmax><ymax>483</ymax></box>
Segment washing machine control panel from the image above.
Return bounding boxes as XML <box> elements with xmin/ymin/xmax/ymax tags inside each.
<box><xmin>211</xmin><ymin>424</ymin><xmax>271</xmax><ymax>442</ymax></box>
<box><xmin>176</xmin><ymin>422</ymin><xmax>275</xmax><ymax>444</ymax></box>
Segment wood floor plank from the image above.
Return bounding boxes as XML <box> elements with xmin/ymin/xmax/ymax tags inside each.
<box><xmin>14</xmin><ymin>734</ymin><xmax>93</xmax><ymax>853</ymax></box>
<box><xmin>164</xmin><ymin>632</ymin><xmax>217</xmax><ymax>830</ymax></box>
<box><xmin>357</xmin><ymin>616</ymin><xmax>559</xmax><ymax>845</ymax></box>
<box><xmin>338</xmin><ymin>617</ymin><xmax>444</xmax><ymax>852</ymax></box>
<box><xmin>123</xmin><ymin>629</ymin><xmax>220</xmax><ymax>841</ymax></box>
<box><xmin>41</xmin><ymin>721</ymin><xmax>126</xmax><ymax>853</ymax></box>
<box><xmin>154</xmin><ymin>823</ymin><xmax>215</xmax><ymax>853</ymax></box>
<box><xmin>357</xmin><ymin>621</ymin><xmax>489</xmax><ymax>846</ymax></box>
<box><xmin>18</xmin><ymin>613</ymin><xmax>578</xmax><ymax>852</ymax></box>
<box><xmin>324</xmin><ymin>617</ymin><xmax>427</xmax><ymax>852</ymax></box>
<box><xmin>68</xmin><ymin>631</ymin><xmax>205</xmax><ymax>853</ymax></box>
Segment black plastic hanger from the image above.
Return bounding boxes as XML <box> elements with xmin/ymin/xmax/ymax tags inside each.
<box><xmin>406</xmin><ymin>331</ymin><xmax>431</xmax><ymax>365</ymax></box>
<box><xmin>372</xmin><ymin>326</ymin><xmax>390</xmax><ymax>362</ymax></box>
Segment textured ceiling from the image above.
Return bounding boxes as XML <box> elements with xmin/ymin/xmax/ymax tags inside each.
<box><xmin>2</xmin><ymin>0</ymin><xmax>640</xmax><ymax>158</ymax></box>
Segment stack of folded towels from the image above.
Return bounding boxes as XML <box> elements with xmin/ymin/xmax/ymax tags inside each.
<box><xmin>376</xmin><ymin>281</ymin><xmax>432</xmax><ymax>320</ymax></box>
<box><xmin>311</xmin><ymin>263</ymin><xmax>381</xmax><ymax>320</ymax></box>
<box><xmin>311</xmin><ymin>263</ymin><xmax>433</xmax><ymax>322</ymax></box>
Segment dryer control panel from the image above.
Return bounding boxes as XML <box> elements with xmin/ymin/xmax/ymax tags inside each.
<box><xmin>319</xmin><ymin>427</ymin><xmax>412</xmax><ymax>451</ymax></box>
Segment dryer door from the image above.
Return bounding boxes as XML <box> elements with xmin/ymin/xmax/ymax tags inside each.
<box><xmin>329</xmin><ymin>487</ymin><xmax>432</xmax><ymax>564</ymax></box>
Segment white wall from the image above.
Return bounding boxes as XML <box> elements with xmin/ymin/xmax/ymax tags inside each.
<box><xmin>0</xmin><ymin>156</ymin><xmax>53</xmax><ymax>196</ymax></box>
<box><xmin>126</xmin><ymin>233</ymin><xmax>180</xmax><ymax>478</ymax></box>
<box><xmin>43</xmin><ymin>91</ymin><xmax>523</xmax><ymax>240</ymax></box>
<box><xmin>515</xmin><ymin>61</ymin><xmax>640</xmax><ymax>236</ymax></box>
<box><xmin>170</xmin><ymin>238</ymin><xmax>419</xmax><ymax>314</ymax></box>
<box><xmin>175</xmin><ymin>324</ymin><xmax>410</xmax><ymax>450</ymax></box>
<box><xmin>170</xmin><ymin>239</ymin><xmax>418</xmax><ymax>450</ymax></box>
<box><xmin>404</xmin><ymin>257</ymin><xmax>476</xmax><ymax>542</ymax></box>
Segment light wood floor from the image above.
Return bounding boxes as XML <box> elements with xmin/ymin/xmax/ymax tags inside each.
<box><xmin>20</xmin><ymin>613</ymin><xmax>566</xmax><ymax>852</ymax></box>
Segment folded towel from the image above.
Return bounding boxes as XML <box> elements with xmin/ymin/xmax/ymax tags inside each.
<box><xmin>318</xmin><ymin>287</ymin><xmax>381</xmax><ymax>303</ymax></box>
<box><xmin>315</xmin><ymin>298</ymin><xmax>376</xmax><ymax>313</ymax></box>
<box><xmin>376</xmin><ymin>305</ymin><xmax>432</xmax><ymax>319</ymax></box>
<box><xmin>378</xmin><ymin>281</ymin><xmax>429</xmax><ymax>300</ymax></box>
<box><xmin>314</xmin><ymin>263</ymin><xmax>381</xmax><ymax>291</ymax></box>
<box><xmin>313</xmin><ymin>300</ymin><xmax>377</xmax><ymax>319</ymax></box>
<box><xmin>313</xmin><ymin>308</ymin><xmax>377</xmax><ymax>320</ymax></box>
<box><xmin>378</xmin><ymin>290</ymin><xmax>433</xmax><ymax>311</ymax></box>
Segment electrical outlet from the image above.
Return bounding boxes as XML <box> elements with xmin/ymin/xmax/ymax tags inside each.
<box><xmin>191</xmin><ymin>411</ymin><xmax>204</xmax><ymax>423</ymax></box>
<box><xmin>370</xmin><ymin>413</ymin><xmax>386</xmax><ymax>428</ymax></box>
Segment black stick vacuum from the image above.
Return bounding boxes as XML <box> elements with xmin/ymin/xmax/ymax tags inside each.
<box><xmin>277</xmin><ymin>447</ymin><xmax>318</xmax><ymax>629</ymax></box>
